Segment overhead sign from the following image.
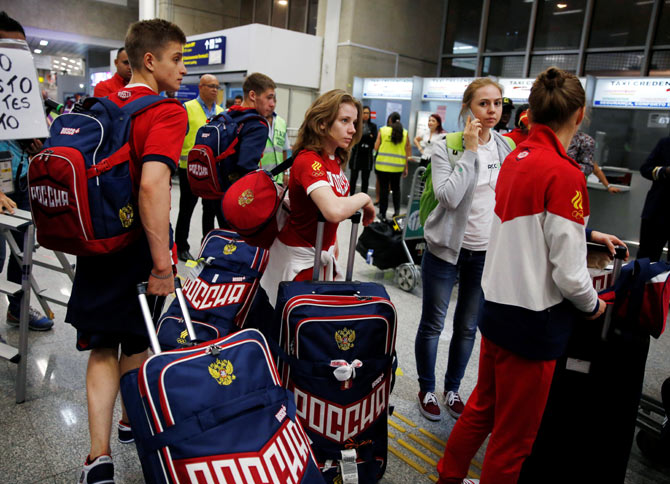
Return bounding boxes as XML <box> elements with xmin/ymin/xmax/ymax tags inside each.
<box><xmin>498</xmin><ymin>78</ymin><xmax>535</xmax><ymax>103</ymax></box>
<box><xmin>362</xmin><ymin>78</ymin><xmax>413</xmax><ymax>100</ymax></box>
<box><xmin>593</xmin><ymin>77</ymin><xmax>670</xmax><ymax>109</ymax></box>
<box><xmin>183</xmin><ymin>36</ymin><xmax>226</xmax><ymax>67</ymax></box>
<box><xmin>421</xmin><ymin>78</ymin><xmax>474</xmax><ymax>101</ymax></box>
<box><xmin>175</xmin><ymin>84</ymin><xmax>199</xmax><ymax>103</ymax></box>
<box><xmin>0</xmin><ymin>39</ymin><xmax>49</xmax><ymax>140</ymax></box>
<box><xmin>499</xmin><ymin>77</ymin><xmax>588</xmax><ymax>103</ymax></box>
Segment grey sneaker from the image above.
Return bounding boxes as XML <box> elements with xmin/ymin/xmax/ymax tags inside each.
<box><xmin>79</xmin><ymin>454</ymin><xmax>114</xmax><ymax>484</ymax></box>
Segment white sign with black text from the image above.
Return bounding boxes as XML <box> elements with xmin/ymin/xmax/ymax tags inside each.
<box><xmin>0</xmin><ymin>39</ymin><xmax>49</xmax><ymax>141</ymax></box>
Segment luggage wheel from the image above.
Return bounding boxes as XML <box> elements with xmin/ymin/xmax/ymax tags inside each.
<box><xmin>395</xmin><ymin>263</ymin><xmax>419</xmax><ymax>292</ymax></box>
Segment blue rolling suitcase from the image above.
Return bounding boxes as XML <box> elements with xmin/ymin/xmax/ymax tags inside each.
<box><xmin>120</xmin><ymin>282</ymin><xmax>325</xmax><ymax>484</ymax></box>
<box><xmin>156</xmin><ymin>229</ymin><xmax>269</xmax><ymax>350</ymax></box>
<box><xmin>274</xmin><ymin>213</ymin><xmax>398</xmax><ymax>483</ymax></box>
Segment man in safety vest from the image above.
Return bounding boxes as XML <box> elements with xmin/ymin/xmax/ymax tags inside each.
<box><xmin>260</xmin><ymin>112</ymin><xmax>290</xmax><ymax>183</ymax></box>
<box><xmin>175</xmin><ymin>74</ymin><xmax>224</xmax><ymax>262</ymax></box>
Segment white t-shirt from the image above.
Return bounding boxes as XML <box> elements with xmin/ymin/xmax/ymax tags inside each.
<box><xmin>420</xmin><ymin>131</ymin><xmax>446</xmax><ymax>159</ymax></box>
<box><xmin>461</xmin><ymin>135</ymin><xmax>501</xmax><ymax>251</ymax></box>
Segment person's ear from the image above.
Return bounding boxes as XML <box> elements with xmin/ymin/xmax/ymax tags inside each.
<box><xmin>576</xmin><ymin>106</ymin><xmax>586</xmax><ymax>126</ymax></box>
<box><xmin>248</xmin><ymin>90</ymin><xmax>257</xmax><ymax>104</ymax></box>
<box><xmin>144</xmin><ymin>52</ymin><xmax>155</xmax><ymax>72</ymax></box>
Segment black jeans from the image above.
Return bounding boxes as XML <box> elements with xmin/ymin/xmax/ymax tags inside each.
<box><xmin>376</xmin><ymin>171</ymin><xmax>401</xmax><ymax>218</ymax></box>
<box><xmin>175</xmin><ymin>167</ymin><xmax>198</xmax><ymax>252</ymax></box>
<box><xmin>637</xmin><ymin>217</ymin><xmax>670</xmax><ymax>262</ymax></box>
<box><xmin>350</xmin><ymin>167</ymin><xmax>371</xmax><ymax>195</ymax></box>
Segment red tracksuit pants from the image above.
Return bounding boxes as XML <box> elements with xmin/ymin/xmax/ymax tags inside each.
<box><xmin>437</xmin><ymin>336</ymin><xmax>556</xmax><ymax>484</ymax></box>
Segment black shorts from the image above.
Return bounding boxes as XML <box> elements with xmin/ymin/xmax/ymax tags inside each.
<box><xmin>76</xmin><ymin>330</ymin><xmax>150</xmax><ymax>356</ymax></box>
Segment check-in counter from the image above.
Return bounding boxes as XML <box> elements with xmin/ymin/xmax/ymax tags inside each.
<box><xmin>586</xmin><ymin>166</ymin><xmax>651</xmax><ymax>246</ymax></box>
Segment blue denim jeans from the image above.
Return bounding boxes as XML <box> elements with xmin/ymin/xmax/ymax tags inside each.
<box><xmin>414</xmin><ymin>247</ymin><xmax>485</xmax><ymax>394</ymax></box>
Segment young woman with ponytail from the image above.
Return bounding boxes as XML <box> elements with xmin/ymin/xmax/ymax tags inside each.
<box><xmin>436</xmin><ymin>67</ymin><xmax>625</xmax><ymax>484</ymax></box>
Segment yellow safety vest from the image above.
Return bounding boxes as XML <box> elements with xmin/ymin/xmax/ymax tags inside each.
<box><xmin>375</xmin><ymin>126</ymin><xmax>407</xmax><ymax>173</ymax></box>
<box><xmin>180</xmin><ymin>99</ymin><xmax>224</xmax><ymax>169</ymax></box>
<box><xmin>260</xmin><ymin>115</ymin><xmax>288</xmax><ymax>183</ymax></box>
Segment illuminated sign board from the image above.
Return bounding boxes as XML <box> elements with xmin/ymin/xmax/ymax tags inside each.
<box><xmin>499</xmin><ymin>77</ymin><xmax>588</xmax><ymax>103</ymax></box>
<box><xmin>593</xmin><ymin>77</ymin><xmax>670</xmax><ymax>109</ymax></box>
<box><xmin>421</xmin><ymin>78</ymin><xmax>474</xmax><ymax>100</ymax></box>
<box><xmin>183</xmin><ymin>36</ymin><xmax>226</xmax><ymax>67</ymax></box>
<box><xmin>362</xmin><ymin>78</ymin><xmax>413</xmax><ymax>100</ymax></box>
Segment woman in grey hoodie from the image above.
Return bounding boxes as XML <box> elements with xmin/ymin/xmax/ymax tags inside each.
<box><xmin>414</xmin><ymin>78</ymin><xmax>515</xmax><ymax>422</ymax></box>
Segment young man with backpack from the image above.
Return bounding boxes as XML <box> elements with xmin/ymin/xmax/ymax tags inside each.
<box><xmin>224</xmin><ymin>72</ymin><xmax>275</xmax><ymax>187</ymax></box>
<box><xmin>68</xmin><ymin>19</ymin><xmax>188</xmax><ymax>484</ymax></box>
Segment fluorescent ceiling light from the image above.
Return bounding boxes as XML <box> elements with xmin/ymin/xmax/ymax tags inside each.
<box><xmin>553</xmin><ymin>8</ymin><xmax>582</xmax><ymax>15</ymax></box>
<box><xmin>62</xmin><ymin>56</ymin><xmax>69</xmax><ymax>60</ymax></box>
<box><xmin>277</xmin><ymin>0</ymin><xmax>288</xmax><ymax>4</ymax></box>
<box><xmin>34</xmin><ymin>48</ymin><xmax>42</xmax><ymax>54</ymax></box>
<box><xmin>557</xmin><ymin>3</ymin><xmax>567</xmax><ymax>8</ymax></box>
<box><xmin>39</xmin><ymin>40</ymin><xmax>48</xmax><ymax>46</ymax></box>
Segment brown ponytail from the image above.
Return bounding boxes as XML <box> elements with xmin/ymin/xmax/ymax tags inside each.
<box><xmin>528</xmin><ymin>67</ymin><xmax>585</xmax><ymax>131</ymax></box>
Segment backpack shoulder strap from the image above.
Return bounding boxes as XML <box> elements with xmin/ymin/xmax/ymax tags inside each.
<box><xmin>503</xmin><ymin>135</ymin><xmax>516</xmax><ymax>150</ymax></box>
<box><xmin>446</xmin><ymin>131</ymin><xmax>464</xmax><ymax>152</ymax></box>
<box><xmin>122</xmin><ymin>95</ymin><xmax>182</xmax><ymax>117</ymax></box>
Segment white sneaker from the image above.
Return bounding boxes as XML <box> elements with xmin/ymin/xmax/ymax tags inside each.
<box><xmin>463</xmin><ymin>479</ymin><xmax>479</xmax><ymax>484</ymax></box>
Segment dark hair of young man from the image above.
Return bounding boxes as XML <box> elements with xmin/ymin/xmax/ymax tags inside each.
<box><xmin>242</xmin><ymin>73</ymin><xmax>276</xmax><ymax>99</ymax></box>
<box><xmin>0</xmin><ymin>11</ymin><xmax>25</xmax><ymax>37</ymax></box>
<box><xmin>117</xmin><ymin>46</ymin><xmax>125</xmax><ymax>57</ymax></box>
<box><xmin>124</xmin><ymin>19</ymin><xmax>186</xmax><ymax>71</ymax></box>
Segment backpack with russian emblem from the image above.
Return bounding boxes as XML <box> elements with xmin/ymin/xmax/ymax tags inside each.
<box><xmin>28</xmin><ymin>95</ymin><xmax>180</xmax><ymax>256</ymax></box>
<box><xmin>187</xmin><ymin>110</ymin><xmax>266</xmax><ymax>199</ymax></box>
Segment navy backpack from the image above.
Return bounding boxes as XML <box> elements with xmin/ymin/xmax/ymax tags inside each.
<box><xmin>28</xmin><ymin>95</ymin><xmax>180</xmax><ymax>256</ymax></box>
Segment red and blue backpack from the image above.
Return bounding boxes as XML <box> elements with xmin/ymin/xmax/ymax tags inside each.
<box><xmin>28</xmin><ymin>95</ymin><xmax>180</xmax><ymax>256</ymax></box>
<box><xmin>187</xmin><ymin>110</ymin><xmax>266</xmax><ymax>199</ymax></box>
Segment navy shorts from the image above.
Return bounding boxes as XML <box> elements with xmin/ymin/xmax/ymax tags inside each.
<box><xmin>76</xmin><ymin>330</ymin><xmax>150</xmax><ymax>356</ymax></box>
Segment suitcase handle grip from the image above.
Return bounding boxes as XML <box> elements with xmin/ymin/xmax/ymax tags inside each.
<box><xmin>313</xmin><ymin>211</ymin><xmax>362</xmax><ymax>282</ymax></box>
<box><xmin>137</xmin><ymin>279</ymin><xmax>197</xmax><ymax>354</ymax></box>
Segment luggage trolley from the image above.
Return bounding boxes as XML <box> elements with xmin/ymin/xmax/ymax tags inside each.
<box><xmin>394</xmin><ymin>165</ymin><xmax>426</xmax><ymax>292</ymax></box>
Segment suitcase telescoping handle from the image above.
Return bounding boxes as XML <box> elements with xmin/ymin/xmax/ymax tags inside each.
<box><xmin>591</xmin><ymin>244</ymin><xmax>628</xmax><ymax>341</ymax></box>
<box><xmin>312</xmin><ymin>211</ymin><xmax>362</xmax><ymax>282</ymax></box>
<box><xmin>137</xmin><ymin>278</ymin><xmax>197</xmax><ymax>355</ymax></box>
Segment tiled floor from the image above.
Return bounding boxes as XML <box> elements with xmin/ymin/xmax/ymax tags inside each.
<box><xmin>0</xmin><ymin>181</ymin><xmax>669</xmax><ymax>483</ymax></box>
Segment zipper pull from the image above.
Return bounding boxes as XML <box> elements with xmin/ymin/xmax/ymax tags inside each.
<box><xmin>356</xmin><ymin>295</ymin><xmax>373</xmax><ymax>301</ymax></box>
<box><xmin>207</xmin><ymin>344</ymin><xmax>222</xmax><ymax>356</ymax></box>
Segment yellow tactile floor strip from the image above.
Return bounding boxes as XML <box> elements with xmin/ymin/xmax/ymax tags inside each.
<box><xmin>397</xmin><ymin>438</ymin><xmax>438</xmax><ymax>466</ymax></box>
<box><xmin>388</xmin><ymin>411</ymin><xmax>483</xmax><ymax>482</ymax></box>
<box><xmin>388</xmin><ymin>444</ymin><xmax>428</xmax><ymax>474</ymax></box>
<box><xmin>393</xmin><ymin>411</ymin><xmax>417</xmax><ymax>428</ymax></box>
<box><xmin>388</xmin><ymin>420</ymin><xmax>406</xmax><ymax>433</ymax></box>
<box><xmin>407</xmin><ymin>433</ymin><xmax>443</xmax><ymax>457</ymax></box>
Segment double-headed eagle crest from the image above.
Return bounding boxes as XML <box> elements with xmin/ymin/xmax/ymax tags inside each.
<box><xmin>208</xmin><ymin>359</ymin><xmax>236</xmax><ymax>386</ymax></box>
<box><xmin>335</xmin><ymin>328</ymin><xmax>356</xmax><ymax>351</ymax></box>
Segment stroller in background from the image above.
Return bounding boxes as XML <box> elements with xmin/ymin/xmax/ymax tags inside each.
<box><xmin>356</xmin><ymin>166</ymin><xmax>426</xmax><ymax>292</ymax></box>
